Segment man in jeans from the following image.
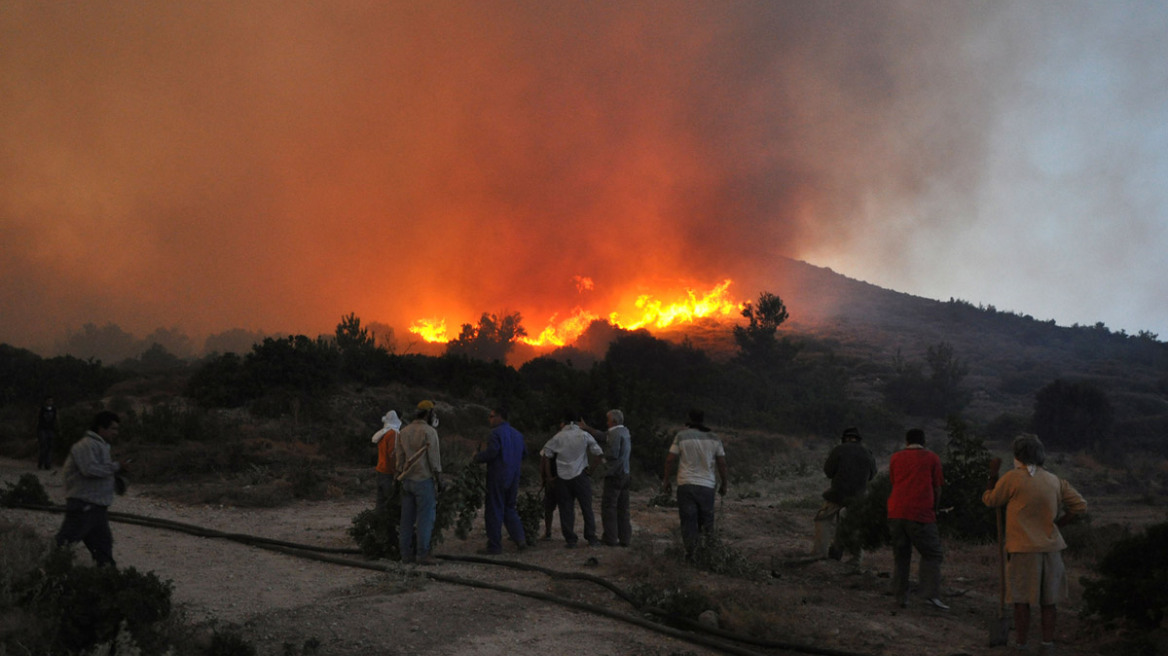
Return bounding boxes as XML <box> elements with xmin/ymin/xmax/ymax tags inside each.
<box><xmin>887</xmin><ymin>428</ymin><xmax>948</xmax><ymax>610</ymax></box>
<box><xmin>662</xmin><ymin>409</ymin><xmax>727</xmax><ymax>561</ymax></box>
<box><xmin>582</xmin><ymin>409</ymin><xmax>632</xmax><ymax>547</ymax></box>
<box><xmin>395</xmin><ymin>400</ymin><xmax>443</xmax><ymax>565</ymax></box>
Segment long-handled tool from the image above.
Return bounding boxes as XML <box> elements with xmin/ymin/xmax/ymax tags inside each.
<box><xmin>988</xmin><ymin>506</ymin><xmax>1011</xmax><ymax>645</ymax></box>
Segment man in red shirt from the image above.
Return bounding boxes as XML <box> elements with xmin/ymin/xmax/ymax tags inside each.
<box><xmin>887</xmin><ymin>428</ymin><xmax>948</xmax><ymax>610</ymax></box>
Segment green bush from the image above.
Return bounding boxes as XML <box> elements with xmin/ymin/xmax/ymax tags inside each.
<box><xmin>1081</xmin><ymin>521</ymin><xmax>1168</xmax><ymax>629</ymax></box>
<box><xmin>628</xmin><ymin>580</ymin><xmax>715</xmax><ymax>624</ymax></box>
<box><xmin>937</xmin><ymin>417</ymin><xmax>995</xmax><ymax>542</ymax></box>
<box><xmin>517</xmin><ymin>490</ymin><xmax>544</xmax><ymax>546</ymax></box>
<box><xmin>1</xmin><ymin>473</ymin><xmax>51</xmax><ymax>506</ymax></box>
<box><xmin>349</xmin><ymin>504</ymin><xmax>401</xmax><ymax>559</ymax></box>
<box><xmin>208</xmin><ymin>629</ymin><xmax>258</xmax><ymax>656</ymax></box>
<box><xmin>837</xmin><ymin>473</ymin><xmax>892</xmax><ymax>552</ymax></box>
<box><xmin>349</xmin><ymin>465</ymin><xmax>485</xmax><ymax>559</ymax></box>
<box><xmin>686</xmin><ymin>531</ymin><xmax>763</xmax><ymax>578</ymax></box>
<box><xmin>12</xmin><ymin>548</ymin><xmax>174</xmax><ymax>655</ymax></box>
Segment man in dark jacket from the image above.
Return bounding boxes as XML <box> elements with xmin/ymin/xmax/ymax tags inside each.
<box><xmin>473</xmin><ymin>406</ymin><xmax>527</xmax><ymax>554</ymax></box>
<box><xmin>812</xmin><ymin>427</ymin><xmax>876</xmax><ymax>562</ymax></box>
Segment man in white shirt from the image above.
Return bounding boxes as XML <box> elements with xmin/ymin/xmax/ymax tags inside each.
<box><xmin>663</xmin><ymin>409</ymin><xmax>727</xmax><ymax>560</ymax></box>
<box><xmin>541</xmin><ymin>411</ymin><xmax>604</xmax><ymax>548</ymax></box>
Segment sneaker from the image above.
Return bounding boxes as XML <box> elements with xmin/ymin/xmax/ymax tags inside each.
<box><xmin>925</xmin><ymin>597</ymin><xmax>950</xmax><ymax>610</ymax></box>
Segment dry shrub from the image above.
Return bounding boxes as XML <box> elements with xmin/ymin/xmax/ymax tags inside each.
<box><xmin>0</xmin><ymin>519</ymin><xmax>48</xmax><ymax>606</ymax></box>
<box><xmin>718</xmin><ymin>586</ymin><xmax>800</xmax><ymax>638</ymax></box>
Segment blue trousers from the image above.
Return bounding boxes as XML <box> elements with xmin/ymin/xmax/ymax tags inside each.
<box><xmin>484</xmin><ymin>470</ymin><xmax>525</xmax><ymax>551</ymax></box>
<box><xmin>400</xmin><ymin>478</ymin><xmax>436</xmax><ymax>562</ymax></box>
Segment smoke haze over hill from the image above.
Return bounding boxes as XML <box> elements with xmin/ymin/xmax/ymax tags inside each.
<box><xmin>3</xmin><ymin>2</ymin><xmax>1167</xmax><ymax>354</ymax></box>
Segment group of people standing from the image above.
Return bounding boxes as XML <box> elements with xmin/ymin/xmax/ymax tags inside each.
<box><xmin>370</xmin><ymin>402</ymin><xmax>730</xmax><ymax>564</ymax></box>
<box><xmin>813</xmin><ymin>426</ymin><xmax>1087</xmax><ymax>652</ymax></box>
<box><xmin>44</xmin><ymin>401</ymin><xmax>1087</xmax><ymax>652</ymax></box>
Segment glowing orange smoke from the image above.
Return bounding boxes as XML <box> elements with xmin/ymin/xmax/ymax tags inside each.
<box><xmin>408</xmin><ymin>279</ymin><xmax>743</xmax><ymax>348</ymax></box>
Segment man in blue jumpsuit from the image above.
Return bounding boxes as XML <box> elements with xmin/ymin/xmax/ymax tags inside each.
<box><xmin>473</xmin><ymin>406</ymin><xmax>527</xmax><ymax>554</ymax></box>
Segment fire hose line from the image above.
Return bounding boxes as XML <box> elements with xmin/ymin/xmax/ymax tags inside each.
<box><xmin>12</xmin><ymin>503</ymin><xmax>874</xmax><ymax>656</ymax></box>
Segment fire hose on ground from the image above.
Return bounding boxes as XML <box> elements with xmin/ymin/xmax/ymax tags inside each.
<box><xmin>11</xmin><ymin>502</ymin><xmax>877</xmax><ymax>656</ymax></box>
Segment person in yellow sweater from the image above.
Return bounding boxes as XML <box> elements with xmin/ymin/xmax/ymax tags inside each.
<box><xmin>983</xmin><ymin>434</ymin><xmax>1087</xmax><ymax>653</ymax></box>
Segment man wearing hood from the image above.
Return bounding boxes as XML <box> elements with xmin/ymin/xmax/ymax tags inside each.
<box><xmin>372</xmin><ymin>409</ymin><xmax>402</xmax><ymax>513</ymax></box>
<box><xmin>56</xmin><ymin>410</ymin><xmax>128</xmax><ymax>567</ymax></box>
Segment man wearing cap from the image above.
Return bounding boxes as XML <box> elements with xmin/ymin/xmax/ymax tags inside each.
<box><xmin>541</xmin><ymin>411</ymin><xmax>604</xmax><ymax>548</ymax></box>
<box><xmin>662</xmin><ymin>409</ymin><xmax>728</xmax><ymax>561</ymax></box>
<box><xmin>395</xmin><ymin>400</ymin><xmax>443</xmax><ymax>565</ymax></box>
<box><xmin>812</xmin><ymin>427</ymin><xmax>877</xmax><ymax>562</ymax></box>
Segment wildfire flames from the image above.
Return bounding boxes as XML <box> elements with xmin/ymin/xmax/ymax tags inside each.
<box><xmin>409</xmin><ymin>279</ymin><xmax>743</xmax><ymax>348</ymax></box>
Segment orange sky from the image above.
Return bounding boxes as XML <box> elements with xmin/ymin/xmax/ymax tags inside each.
<box><xmin>3</xmin><ymin>2</ymin><xmax>1167</xmax><ymax>354</ymax></box>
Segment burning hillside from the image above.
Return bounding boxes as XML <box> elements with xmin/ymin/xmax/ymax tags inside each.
<box><xmin>408</xmin><ymin>279</ymin><xmax>744</xmax><ymax>350</ymax></box>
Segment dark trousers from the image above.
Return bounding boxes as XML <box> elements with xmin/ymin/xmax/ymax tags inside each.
<box><xmin>677</xmin><ymin>484</ymin><xmax>716</xmax><ymax>557</ymax></box>
<box><xmin>889</xmin><ymin>518</ymin><xmax>944</xmax><ymax>601</ymax></box>
<box><xmin>56</xmin><ymin>498</ymin><xmax>115</xmax><ymax>566</ymax></box>
<box><xmin>556</xmin><ymin>473</ymin><xmax>596</xmax><ymax>546</ymax></box>
<box><xmin>37</xmin><ymin>429</ymin><xmax>55</xmax><ymax>470</ymax></box>
<box><xmin>375</xmin><ymin>473</ymin><xmax>398</xmax><ymax>514</ymax></box>
<box><xmin>484</xmin><ymin>471</ymin><xmax>526</xmax><ymax>551</ymax></box>
<box><xmin>601</xmin><ymin>473</ymin><xmax>631</xmax><ymax>546</ymax></box>
<box><xmin>542</xmin><ymin>480</ymin><xmax>557</xmax><ymax>534</ymax></box>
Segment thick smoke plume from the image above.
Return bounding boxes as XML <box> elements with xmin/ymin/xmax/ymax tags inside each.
<box><xmin>3</xmin><ymin>2</ymin><xmax>1165</xmax><ymax>353</ymax></box>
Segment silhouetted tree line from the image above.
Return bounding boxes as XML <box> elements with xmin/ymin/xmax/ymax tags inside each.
<box><xmin>6</xmin><ymin>291</ymin><xmax>1168</xmax><ymax>465</ymax></box>
<box><xmin>0</xmin><ymin>344</ymin><xmax>124</xmax><ymax>407</ymax></box>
